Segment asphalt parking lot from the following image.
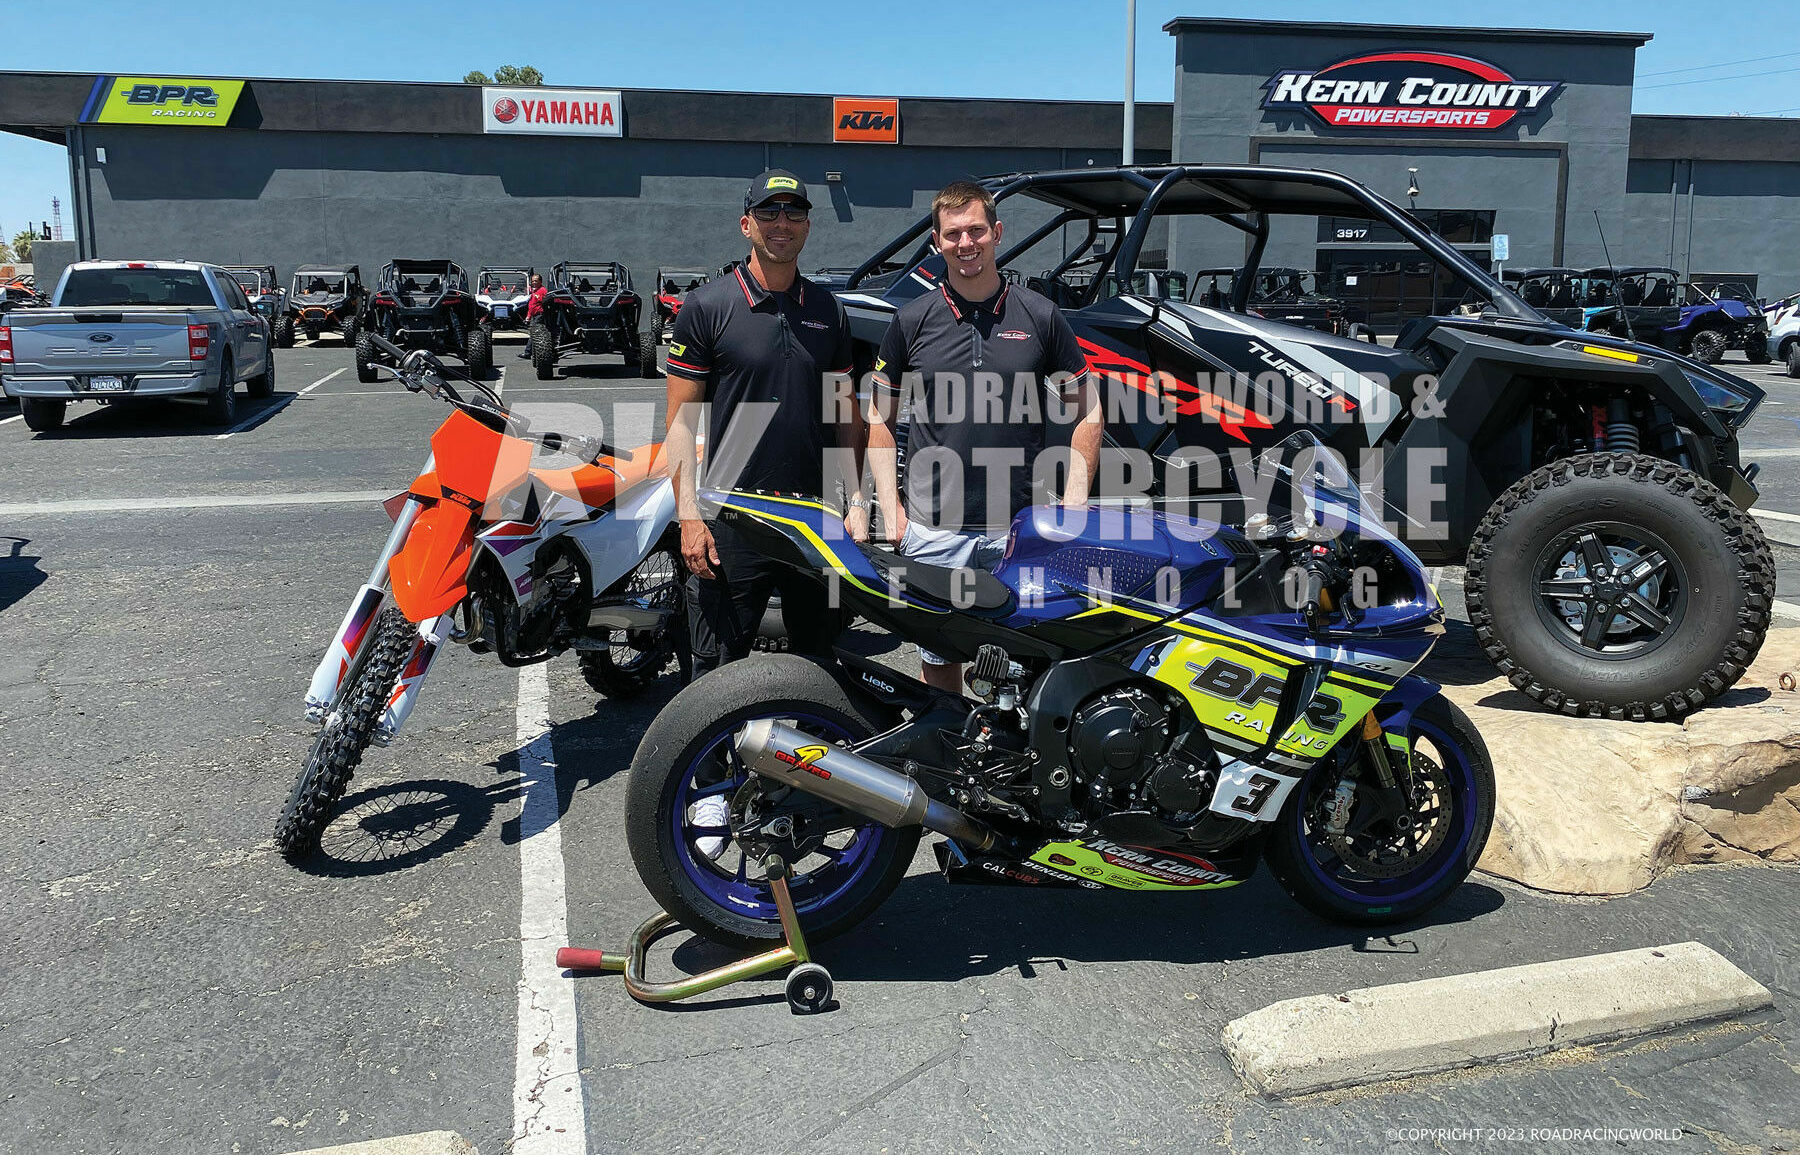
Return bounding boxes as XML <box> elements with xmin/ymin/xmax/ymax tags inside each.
<box><xmin>2</xmin><ymin>337</ymin><xmax>1798</xmax><ymax>1154</ymax></box>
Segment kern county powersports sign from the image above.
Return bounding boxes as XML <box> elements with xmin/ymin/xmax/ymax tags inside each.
<box><xmin>483</xmin><ymin>87</ymin><xmax>622</xmax><ymax>137</ymax></box>
<box><xmin>1262</xmin><ymin>52</ymin><xmax>1563</xmax><ymax>132</ymax></box>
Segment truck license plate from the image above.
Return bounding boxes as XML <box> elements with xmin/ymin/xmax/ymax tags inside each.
<box><xmin>88</xmin><ymin>376</ymin><xmax>126</xmax><ymax>392</ymax></box>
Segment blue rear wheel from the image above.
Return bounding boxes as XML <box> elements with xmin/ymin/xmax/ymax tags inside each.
<box><xmin>625</xmin><ymin>654</ymin><xmax>920</xmax><ymax>950</ymax></box>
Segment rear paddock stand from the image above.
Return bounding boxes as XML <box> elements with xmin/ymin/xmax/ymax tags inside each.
<box><xmin>556</xmin><ymin>853</ymin><xmax>834</xmax><ymax>1013</ymax></box>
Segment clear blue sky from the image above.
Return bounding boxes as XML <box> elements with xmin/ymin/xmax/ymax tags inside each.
<box><xmin>5</xmin><ymin>0</ymin><xmax>1796</xmax><ymax>255</ymax></box>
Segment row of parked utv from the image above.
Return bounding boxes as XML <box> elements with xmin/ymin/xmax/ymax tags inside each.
<box><xmin>1502</xmin><ymin>266</ymin><xmax>1770</xmax><ymax>365</ymax></box>
<box><xmin>212</xmin><ymin>260</ymin><xmax>718</xmax><ymax>383</ymax></box>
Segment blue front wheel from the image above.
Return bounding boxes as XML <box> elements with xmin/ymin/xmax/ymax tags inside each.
<box><xmin>1264</xmin><ymin>694</ymin><xmax>1495</xmax><ymax>925</ymax></box>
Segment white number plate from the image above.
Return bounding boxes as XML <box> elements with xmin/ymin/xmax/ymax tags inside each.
<box><xmin>88</xmin><ymin>376</ymin><xmax>126</xmax><ymax>392</ymax></box>
<box><xmin>493</xmin><ymin>305</ymin><xmax>510</xmax><ymax>319</ymax></box>
<box><xmin>1207</xmin><ymin>759</ymin><xmax>1301</xmax><ymax>822</ymax></box>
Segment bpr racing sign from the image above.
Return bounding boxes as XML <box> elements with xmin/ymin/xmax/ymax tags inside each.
<box><xmin>1262</xmin><ymin>52</ymin><xmax>1563</xmax><ymax>132</ymax></box>
<box><xmin>483</xmin><ymin>87</ymin><xmax>622</xmax><ymax>137</ymax></box>
<box><xmin>84</xmin><ymin>77</ymin><xmax>247</xmax><ymax>126</ymax></box>
<box><xmin>833</xmin><ymin>97</ymin><xmax>899</xmax><ymax>144</ymax></box>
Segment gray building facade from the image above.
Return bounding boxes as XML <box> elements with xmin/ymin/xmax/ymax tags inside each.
<box><xmin>1166</xmin><ymin>18</ymin><xmax>1800</xmax><ymax>303</ymax></box>
<box><xmin>5</xmin><ymin>18</ymin><xmax>1800</xmax><ymax>311</ymax></box>
<box><xmin>0</xmin><ymin>72</ymin><xmax>1169</xmax><ymax>301</ymax></box>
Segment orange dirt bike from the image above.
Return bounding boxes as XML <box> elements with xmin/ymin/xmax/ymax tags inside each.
<box><xmin>275</xmin><ymin>334</ymin><xmax>685</xmax><ymax>860</ymax></box>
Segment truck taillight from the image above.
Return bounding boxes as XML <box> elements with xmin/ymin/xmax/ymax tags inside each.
<box><xmin>0</xmin><ymin>326</ymin><xmax>11</xmax><ymax>364</ymax></box>
<box><xmin>187</xmin><ymin>324</ymin><xmax>211</xmax><ymax>361</ymax></box>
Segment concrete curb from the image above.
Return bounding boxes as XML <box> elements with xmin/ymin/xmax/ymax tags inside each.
<box><xmin>283</xmin><ymin>1132</ymin><xmax>477</xmax><ymax>1155</ymax></box>
<box><xmin>1222</xmin><ymin>941</ymin><xmax>1773</xmax><ymax>1098</ymax></box>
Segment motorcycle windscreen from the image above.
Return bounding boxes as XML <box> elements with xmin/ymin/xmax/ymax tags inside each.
<box><xmin>389</xmin><ymin>501</ymin><xmax>479</xmax><ymax>621</ymax></box>
<box><xmin>430</xmin><ymin>409</ymin><xmax>533</xmax><ymax>506</ymax></box>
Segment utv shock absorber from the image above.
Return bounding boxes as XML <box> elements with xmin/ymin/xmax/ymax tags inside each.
<box><xmin>1605</xmin><ymin>397</ymin><xmax>1640</xmax><ymax>454</ymax></box>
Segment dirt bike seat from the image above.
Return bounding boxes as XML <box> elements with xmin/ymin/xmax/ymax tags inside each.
<box><xmin>862</xmin><ymin>545</ymin><xmax>1015</xmax><ymax>613</ymax></box>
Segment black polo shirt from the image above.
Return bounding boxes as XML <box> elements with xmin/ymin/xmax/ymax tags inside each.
<box><xmin>666</xmin><ymin>262</ymin><xmax>853</xmax><ymax>497</ymax></box>
<box><xmin>872</xmin><ymin>280</ymin><xmax>1088</xmax><ymax>532</ymax></box>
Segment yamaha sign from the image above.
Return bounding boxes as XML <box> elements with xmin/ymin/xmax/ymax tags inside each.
<box><xmin>1262</xmin><ymin>52</ymin><xmax>1563</xmax><ymax>132</ymax></box>
<box><xmin>482</xmin><ymin>86</ymin><xmax>622</xmax><ymax>137</ymax></box>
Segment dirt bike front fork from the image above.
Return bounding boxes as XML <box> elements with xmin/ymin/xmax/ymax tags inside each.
<box><xmin>556</xmin><ymin>853</ymin><xmax>834</xmax><ymax>1014</ymax></box>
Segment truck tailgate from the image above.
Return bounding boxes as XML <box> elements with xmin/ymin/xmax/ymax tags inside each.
<box><xmin>5</xmin><ymin>310</ymin><xmax>198</xmax><ymax>377</ymax></box>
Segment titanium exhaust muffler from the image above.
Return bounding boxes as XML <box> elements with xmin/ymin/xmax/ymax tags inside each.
<box><xmin>734</xmin><ymin>719</ymin><xmax>997</xmax><ymax>852</ymax></box>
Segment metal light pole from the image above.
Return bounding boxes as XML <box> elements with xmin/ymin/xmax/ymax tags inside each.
<box><xmin>1123</xmin><ymin>0</ymin><xmax>1136</xmax><ymax>164</ymax></box>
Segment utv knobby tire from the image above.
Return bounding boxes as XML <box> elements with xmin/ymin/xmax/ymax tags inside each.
<box><xmin>355</xmin><ymin>331</ymin><xmax>380</xmax><ymax>384</ymax></box>
<box><xmin>274</xmin><ymin>607</ymin><xmax>416</xmax><ymax>861</ymax></box>
<box><xmin>205</xmin><ymin>355</ymin><xmax>238</xmax><ymax>426</ymax></box>
<box><xmin>638</xmin><ymin>330</ymin><xmax>660</xmax><ymax>378</ymax></box>
<box><xmin>530</xmin><ymin>322</ymin><xmax>556</xmax><ymax>381</ymax></box>
<box><xmin>624</xmin><ymin>654</ymin><xmax>919</xmax><ymax>950</ymax></box>
<box><xmin>20</xmin><ymin>397</ymin><xmax>64</xmax><ymax>432</ymax></box>
<box><xmin>1745</xmin><ymin>339</ymin><xmax>1772</xmax><ymax>365</ymax></box>
<box><xmin>341</xmin><ymin>315</ymin><xmax>359</xmax><ymax>344</ymax></box>
<box><xmin>1465</xmin><ymin>453</ymin><xmax>1773</xmax><ymax>722</ymax></box>
<box><xmin>464</xmin><ymin>324</ymin><xmax>492</xmax><ymax>377</ymax></box>
<box><xmin>1688</xmin><ymin>327</ymin><xmax>1728</xmax><ymax>364</ymax></box>
<box><xmin>273</xmin><ymin>315</ymin><xmax>296</xmax><ymax>348</ymax></box>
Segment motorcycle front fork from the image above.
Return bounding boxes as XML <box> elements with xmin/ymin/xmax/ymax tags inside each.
<box><xmin>302</xmin><ymin>496</ymin><xmax>450</xmax><ymax>744</ymax></box>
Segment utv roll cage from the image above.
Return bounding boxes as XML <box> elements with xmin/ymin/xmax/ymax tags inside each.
<box><xmin>551</xmin><ymin>261</ymin><xmax>631</xmax><ymax>298</ymax></box>
<box><xmin>846</xmin><ymin>163</ymin><xmax>1545</xmax><ymax>325</ymax></box>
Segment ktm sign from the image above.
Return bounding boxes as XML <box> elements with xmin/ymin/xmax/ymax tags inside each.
<box><xmin>1262</xmin><ymin>52</ymin><xmax>1563</xmax><ymax>132</ymax></box>
<box><xmin>483</xmin><ymin>86</ymin><xmax>623</xmax><ymax>137</ymax></box>
<box><xmin>833</xmin><ymin>97</ymin><xmax>899</xmax><ymax>144</ymax></box>
<box><xmin>85</xmin><ymin>77</ymin><xmax>247</xmax><ymax>126</ymax></box>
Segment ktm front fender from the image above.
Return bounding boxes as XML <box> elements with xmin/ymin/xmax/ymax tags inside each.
<box><xmin>389</xmin><ymin>501</ymin><xmax>479</xmax><ymax>622</ymax></box>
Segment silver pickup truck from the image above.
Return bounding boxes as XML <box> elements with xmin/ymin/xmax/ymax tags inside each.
<box><xmin>0</xmin><ymin>260</ymin><xmax>273</xmax><ymax>431</ymax></box>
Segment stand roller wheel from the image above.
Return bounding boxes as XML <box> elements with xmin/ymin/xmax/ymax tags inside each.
<box><xmin>785</xmin><ymin>962</ymin><xmax>833</xmax><ymax>1014</ymax></box>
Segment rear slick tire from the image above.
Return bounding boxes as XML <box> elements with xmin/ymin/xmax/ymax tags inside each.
<box><xmin>1264</xmin><ymin>694</ymin><xmax>1494</xmax><ymax>926</ymax></box>
<box><xmin>624</xmin><ymin>654</ymin><xmax>918</xmax><ymax>951</ymax></box>
<box><xmin>274</xmin><ymin>607</ymin><xmax>416</xmax><ymax>861</ymax></box>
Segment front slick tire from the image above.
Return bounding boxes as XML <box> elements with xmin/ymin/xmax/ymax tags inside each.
<box><xmin>625</xmin><ymin>654</ymin><xmax>919</xmax><ymax>951</ymax></box>
<box><xmin>274</xmin><ymin>607</ymin><xmax>416</xmax><ymax>861</ymax></box>
<box><xmin>1466</xmin><ymin>453</ymin><xmax>1773</xmax><ymax>721</ymax></box>
<box><xmin>1265</xmin><ymin>694</ymin><xmax>1494</xmax><ymax>925</ymax></box>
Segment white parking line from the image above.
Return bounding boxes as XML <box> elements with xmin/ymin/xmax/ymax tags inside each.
<box><xmin>1755</xmin><ymin>508</ymin><xmax>1800</xmax><ymax>524</ymax></box>
<box><xmin>511</xmin><ymin>663</ymin><xmax>587</xmax><ymax>1155</ymax></box>
<box><xmin>0</xmin><ymin>491</ymin><xmax>392</xmax><ymax>517</ymax></box>
<box><xmin>1774</xmin><ymin>599</ymin><xmax>1800</xmax><ymax>622</ymax></box>
<box><xmin>216</xmin><ymin>368</ymin><xmax>346</xmax><ymax>439</ymax></box>
<box><xmin>1746</xmin><ymin>447</ymin><xmax>1800</xmax><ymax>458</ymax></box>
<box><xmin>0</xmin><ymin>413</ymin><xmax>21</xmax><ymax>426</ymax></box>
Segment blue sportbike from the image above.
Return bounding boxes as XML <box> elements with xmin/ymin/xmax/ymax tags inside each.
<box><xmin>625</xmin><ymin>434</ymin><xmax>1495</xmax><ymax>949</ymax></box>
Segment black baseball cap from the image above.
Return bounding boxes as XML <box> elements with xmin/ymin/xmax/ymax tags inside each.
<box><xmin>746</xmin><ymin>169</ymin><xmax>812</xmax><ymax>211</ymax></box>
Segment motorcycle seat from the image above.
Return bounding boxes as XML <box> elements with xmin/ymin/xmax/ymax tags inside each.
<box><xmin>862</xmin><ymin>545</ymin><xmax>1016</xmax><ymax>614</ymax></box>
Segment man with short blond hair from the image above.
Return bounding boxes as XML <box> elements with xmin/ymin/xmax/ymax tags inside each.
<box><xmin>860</xmin><ymin>179</ymin><xmax>1103</xmax><ymax>692</ymax></box>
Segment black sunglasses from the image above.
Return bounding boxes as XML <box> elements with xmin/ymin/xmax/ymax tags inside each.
<box><xmin>750</xmin><ymin>204</ymin><xmax>810</xmax><ymax>223</ymax></box>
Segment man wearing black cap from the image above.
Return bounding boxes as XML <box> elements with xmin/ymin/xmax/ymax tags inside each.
<box><xmin>664</xmin><ymin>169</ymin><xmax>861</xmax><ymax>676</ymax></box>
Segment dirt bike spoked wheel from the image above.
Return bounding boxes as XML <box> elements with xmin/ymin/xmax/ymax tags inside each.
<box><xmin>1264</xmin><ymin>695</ymin><xmax>1494</xmax><ymax>925</ymax></box>
<box><xmin>579</xmin><ymin>543</ymin><xmax>687</xmax><ymax>698</ymax></box>
<box><xmin>625</xmin><ymin>656</ymin><xmax>919</xmax><ymax>951</ymax></box>
<box><xmin>274</xmin><ymin>606</ymin><xmax>416</xmax><ymax>861</ymax></box>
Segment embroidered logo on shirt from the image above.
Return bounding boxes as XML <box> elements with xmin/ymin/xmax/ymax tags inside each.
<box><xmin>801</xmin><ymin>320</ymin><xmax>828</xmax><ymax>330</ymax></box>
<box><xmin>997</xmin><ymin>330</ymin><xmax>1031</xmax><ymax>340</ymax></box>
<box><xmin>669</xmin><ymin>343</ymin><xmax>687</xmax><ymax>356</ymax></box>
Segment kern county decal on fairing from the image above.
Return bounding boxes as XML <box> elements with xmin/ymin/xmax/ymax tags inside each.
<box><xmin>1262</xmin><ymin>52</ymin><xmax>1564</xmax><ymax>132</ymax></box>
<box><xmin>82</xmin><ymin>77</ymin><xmax>247</xmax><ymax>126</ymax></box>
<box><xmin>482</xmin><ymin>87</ymin><xmax>622</xmax><ymax>137</ymax></box>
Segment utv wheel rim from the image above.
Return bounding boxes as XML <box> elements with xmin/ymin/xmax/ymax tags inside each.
<box><xmin>671</xmin><ymin>713</ymin><xmax>891</xmax><ymax>922</ymax></box>
<box><xmin>1530</xmin><ymin>524</ymin><xmax>1688</xmax><ymax>661</ymax></box>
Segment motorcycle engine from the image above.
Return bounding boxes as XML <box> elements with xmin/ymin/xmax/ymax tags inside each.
<box><xmin>1069</xmin><ymin>688</ymin><xmax>1220</xmax><ymax>826</ymax></box>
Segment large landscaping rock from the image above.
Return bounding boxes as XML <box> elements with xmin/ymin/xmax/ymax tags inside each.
<box><xmin>1424</xmin><ymin>625</ymin><xmax>1800</xmax><ymax>896</ymax></box>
